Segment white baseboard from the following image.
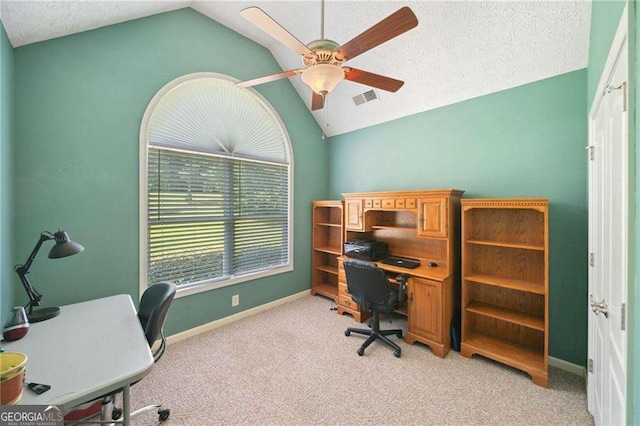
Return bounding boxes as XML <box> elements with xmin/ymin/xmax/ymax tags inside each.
<box><xmin>549</xmin><ymin>356</ymin><xmax>586</xmax><ymax>378</ymax></box>
<box><xmin>166</xmin><ymin>290</ymin><xmax>310</xmax><ymax>345</ymax></box>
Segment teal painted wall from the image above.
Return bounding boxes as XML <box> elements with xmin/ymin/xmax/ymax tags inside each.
<box><xmin>12</xmin><ymin>8</ymin><xmax>327</xmax><ymax>336</ymax></box>
<box><xmin>588</xmin><ymin>0</ymin><xmax>626</xmax><ymax>107</ymax></box>
<box><xmin>0</xmin><ymin>22</ymin><xmax>15</xmax><ymax>325</ymax></box>
<box><xmin>328</xmin><ymin>70</ymin><xmax>588</xmax><ymax>366</ymax></box>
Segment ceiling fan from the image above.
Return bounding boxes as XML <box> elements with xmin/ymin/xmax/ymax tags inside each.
<box><xmin>235</xmin><ymin>4</ymin><xmax>418</xmax><ymax>111</ymax></box>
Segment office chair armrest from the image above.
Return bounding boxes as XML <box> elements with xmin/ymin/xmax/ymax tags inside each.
<box><xmin>395</xmin><ymin>274</ymin><xmax>409</xmax><ymax>303</ymax></box>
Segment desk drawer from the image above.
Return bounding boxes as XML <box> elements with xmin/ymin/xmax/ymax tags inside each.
<box><xmin>338</xmin><ymin>294</ymin><xmax>359</xmax><ymax>310</ymax></box>
<box><xmin>364</xmin><ymin>199</ymin><xmax>373</xmax><ymax>208</ymax></box>
<box><xmin>373</xmin><ymin>199</ymin><xmax>382</xmax><ymax>208</ymax></box>
<box><xmin>382</xmin><ymin>198</ymin><xmax>395</xmax><ymax>209</ymax></box>
<box><xmin>406</xmin><ymin>199</ymin><xmax>416</xmax><ymax>209</ymax></box>
<box><xmin>396</xmin><ymin>199</ymin><xmax>406</xmax><ymax>208</ymax></box>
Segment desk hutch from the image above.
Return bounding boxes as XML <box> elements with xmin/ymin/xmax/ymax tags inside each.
<box><xmin>312</xmin><ymin>189</ymin><xmax>464</xmax><ymax>358</ymax></box>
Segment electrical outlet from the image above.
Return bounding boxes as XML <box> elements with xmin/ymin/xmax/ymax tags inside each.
<box><xmin>232</xmin><ymin>295</ymin><xmax>239</xmax><ymax>307</ymax></box>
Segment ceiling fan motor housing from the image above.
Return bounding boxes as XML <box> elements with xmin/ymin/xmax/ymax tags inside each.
<box><xmin>303</xmin><ymin>39</ymin><xmax>344</xmax><ymax>67</ymax></box>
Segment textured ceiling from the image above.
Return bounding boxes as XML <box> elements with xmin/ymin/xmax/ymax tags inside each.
<box><xmin>0</xmin><ymin>1</ymin><xmax>591</xmax><ymax>137</ymax></box>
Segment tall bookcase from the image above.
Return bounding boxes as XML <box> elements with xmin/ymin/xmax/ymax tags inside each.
<box><xmin>311</xmin><ymin>201</ymin><xmax>344</xmax><ymax>301</ymax></box>
<box><xmin>460</xmin><ymin>198</ymin><xmax>549</xmax><ymax>387</ymax></box>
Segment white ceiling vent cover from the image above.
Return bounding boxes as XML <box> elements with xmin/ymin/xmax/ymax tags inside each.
<box><xmin>352</xmin><ymin>89</ymin><xmax>379</xmax><ymax>106</ymax></box>
<box><xmin>147</xmin><ymin>75</ymin><xmax>289</xmax><ymax>164</ymax></box>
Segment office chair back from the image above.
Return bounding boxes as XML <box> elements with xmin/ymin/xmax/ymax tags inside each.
<box><xmin>138</xmin><ymin>282</ymin><xmax>176</xmax><ymax>361</ymax></box>
<box><xmin>343</xmin><ymin>259</ymin><xmax>396</xmax><ymax>311</ymax></box>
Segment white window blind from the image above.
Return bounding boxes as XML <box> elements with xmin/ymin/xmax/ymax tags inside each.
<box><xmin>148</xmin><ymin>148</ymin><xmax>288</xmax><ymax>286</ymax></box>
<box><xmin>142</xmin><ymin>74</ymin><xmax>292</xmax><ymax>291</ymax></box>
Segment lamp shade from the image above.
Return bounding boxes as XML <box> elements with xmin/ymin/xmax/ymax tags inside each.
<box><xmin>301</xmin><ymin>64</ymin><xmax>344</xmax><ymax>95</ymax></box>
<box><xmin>48</xmin><ymin>231</ymin><xmax>84</xmax><ymax>259</ymax></box>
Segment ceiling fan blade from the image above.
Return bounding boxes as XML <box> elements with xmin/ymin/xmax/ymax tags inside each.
<box><xmin>311</xmin><ymin>92</ymin><xmax>325</xmax><ymax>111</ymax></box>
<box><xmin>236</xmin><ymin>69</ymin><xmax>302</xmax><ymax>88</ymax></box>
<box><xmin>240</xmin><ymin>7</ymin><xmax>314</xmax><ymax>57</ymax></box>
<box><xmin>343</xmin><ymin>68</ymin><xmax>404</xmax><ymax>92</ymax></box>
<box><xmin>337</xmin><ymin>7</ymin><xmax>418</xmax><ymax>62</ymax></box>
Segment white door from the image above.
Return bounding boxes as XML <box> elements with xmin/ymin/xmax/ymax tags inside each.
<box><xmin>587</xmin><ymin>8</ymin><xmax>628</xmax><ymax>425</ymax></box>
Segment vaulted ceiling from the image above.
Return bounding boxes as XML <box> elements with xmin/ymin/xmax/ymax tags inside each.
<box><xmin>0</xmin><ymin>1</ymin><xmax>591</xmax><ymax>137</ymax></box>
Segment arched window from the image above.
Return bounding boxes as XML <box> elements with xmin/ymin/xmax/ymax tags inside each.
<box><xmin>140</xmin><ymin>73</ymin><xmax>293</xmax><ymax>297</ymax></box>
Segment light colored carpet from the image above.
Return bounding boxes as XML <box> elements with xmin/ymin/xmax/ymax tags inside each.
<box><xmin>128</xmin><ymin>295</ymin><xmax>593</xmax><ymax>425</ymax></box>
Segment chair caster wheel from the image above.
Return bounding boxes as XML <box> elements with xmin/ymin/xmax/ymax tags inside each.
<box><xmin>396</xmin><ymin>331</ymin><xmax>403</xmax><ymax>338</ymax></box>
<box><xmin>158</xmin><ymin>408</ymin><xmax>170</xmax><ymax>421</ymax></box>
<box><xmin>357</xmin><ymin>348</ymin><xmax>364</xmax><ymax>356</ymax></box>
<box><xmin>112</xmin><ymin>408</ymin><xmax>122</xmax><ymax>420</ymax></box>
<box><xmin>394</xmin><ymin>349</ymin><xmax>401</xmax><ymax>358</ymax></box>
<box><xmin>345</xmin><ymin>330</ymin><xmax>350</xmax><ymax>336</ymax></box>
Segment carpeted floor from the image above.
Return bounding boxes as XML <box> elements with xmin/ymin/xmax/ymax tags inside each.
<box><xmin>128</xmin><ymin>295</ymin><xmax>593</xmax><ymax>425</ymax></box>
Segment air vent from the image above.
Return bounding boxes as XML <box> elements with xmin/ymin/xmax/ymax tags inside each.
<box><xmin>352</xmin><ymin>89</ymin><xmax>379</xmax><ymax>106</ymax></box>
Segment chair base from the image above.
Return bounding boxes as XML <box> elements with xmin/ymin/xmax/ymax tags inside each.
<box><xmin>345</xmin><ymin>311</ymin><xmax>403</xmax><ymax>357</ymax></box>
<box><xmin>101</xmin><ymin>396</ymin><xmax>170</xmax><ymax>423</ymax></box>
<box><xmin>131</xmin><ymin>404</ymin><xmax>170</xmax><ymax>422</ymax></box>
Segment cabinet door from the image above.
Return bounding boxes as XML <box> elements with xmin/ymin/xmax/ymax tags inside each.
<box><xmin>345</xmin><ymin>199</ymin><xmax>364</xmax><ymax>231</ymax></box>
<box><xmin>417</xmin><ymin>197</ymin><xmax>447</xmax><ymax>237</ymax></box>
<box><xmin>408</xmin><ymin>277</ymin><xmax>442</xmax><ymax>343</ymax></box>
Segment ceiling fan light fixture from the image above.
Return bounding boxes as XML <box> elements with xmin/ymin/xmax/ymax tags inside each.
<box><xmin>301</xmin><ymin>64</ymin><xmax>344</xmax><ymax>95</ymax></box>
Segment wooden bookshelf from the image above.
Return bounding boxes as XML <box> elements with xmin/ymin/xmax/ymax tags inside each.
<box><xmin>461</xmin><ymin>198</ymin><xmax>549</xmax><ymax>387</ymax></box>
<box><xmin>311</xmin><ymin>201</ymin><xmax>343</xmax><ymax>302</ymax></box>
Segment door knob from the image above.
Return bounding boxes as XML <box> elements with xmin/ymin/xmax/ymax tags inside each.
<box><xmin>590</xmin><ymin>295</ymin><xmax>609</xmax><ymax>318</ymax></box>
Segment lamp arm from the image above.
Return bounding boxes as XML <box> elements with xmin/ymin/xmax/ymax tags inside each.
<box><xmin>14</xmin><ymin>232</ymin><xmax>54</xmax><ymax>312</ymax></box>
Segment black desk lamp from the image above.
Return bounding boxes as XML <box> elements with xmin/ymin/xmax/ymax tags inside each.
<box><xmin>14</xmin><ymin>230</ymin><xmax>84</xmax><ymax>323</ymax></box>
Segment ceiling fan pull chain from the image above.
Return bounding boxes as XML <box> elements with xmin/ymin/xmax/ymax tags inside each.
<box><xmin>322</xmin><ymin>94</ymin><xmax>329</xmax><ymax>139</ymax></box>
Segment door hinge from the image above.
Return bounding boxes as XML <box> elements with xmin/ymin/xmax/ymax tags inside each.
<box><xmin>621</xmin><ymin>303</ymin><xmax>626</xmax><ymax>331</ymax></box>
<box><xmin>585</xmin><ymin>145</ymin><xmax>595</xmax><ymax>161</ymax></box>
<box><xmin>606</xmin><ymin>82</ymin><xmax>627</xmax><ymax>112</ymax></box>
<box><xmin>588</xmin><ymin>358</ymin><xmax>593</xmax><ymax>373</ymax></box>
<box><xmin>589</xmin><ymin>253</ymin><xmax>595</xmax><ymax>267</ymax></box>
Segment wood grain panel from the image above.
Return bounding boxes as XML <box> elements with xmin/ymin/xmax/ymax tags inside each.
<box><xmin>467</xmin><ymin>281</ymin><xmax>544</xmax><ymax>317</ymax></box>
<box><xmin>470</xmin><ymin>314</ymin><xmax>543</xmax><ymax>350</ymax></box>
<box><xmin>470</xmin><ymin>245</ymin><xmax>544</xmax><ymax>283</ymax></box>
<box><xmin>408</xmin><ymin>277</ymin><xmax>442</xmax><ymax>343</ymax></box>
<box><xmin>372</xmin><ymin>228</ymin><xmax>447</xmax><ymax>262</ymax></box>
<box><xmin>470</xmin><ymin>208</ymin><xmax>544</xmax><ymax>245</ymax></box>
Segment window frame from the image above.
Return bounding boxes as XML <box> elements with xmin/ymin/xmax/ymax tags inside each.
<box><xmin>139</xmin><ymin>72</ymin><xmax>294</xmax><ymax>299</ymax></box>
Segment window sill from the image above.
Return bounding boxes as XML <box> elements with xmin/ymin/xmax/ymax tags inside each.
<box><xmin>172</xmin><ymin>264</ymin><xmax>294</xmax><ymax>298</ymax></box>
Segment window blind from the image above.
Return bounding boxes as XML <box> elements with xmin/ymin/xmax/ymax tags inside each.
<box><xmin>148</xmin><ymin>147</ymin><xmax>289</xmax><ymax>287</ymax></box>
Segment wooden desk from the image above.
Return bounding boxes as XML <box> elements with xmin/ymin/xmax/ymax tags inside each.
<box><xmin>338</xmin><ymin>256</ymin><xmax>456</xmax><ymax>358</ymax></box>
<box><xmin>4</xmin><ymin>295</ymin><xmax>154</xmax><ymax>425</ymax></box>
<box><xmin>332</xmin><ymin>189</ymin><xmax>464</xmax><ymax>358</ymax></box>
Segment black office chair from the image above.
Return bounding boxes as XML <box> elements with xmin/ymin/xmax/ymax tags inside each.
<box><xmin>343</xmin><ymin>259</ymin><xmax>408</xmax><ymax>358</ymax></box>
<box><xmin>100</xmin><ymin>282</ymin><xmax>177</xmax><ymax>423</ymax></box>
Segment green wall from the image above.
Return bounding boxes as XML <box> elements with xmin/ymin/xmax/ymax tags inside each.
<box><xmin>328</xmin><ymin>70</ymin><xmax>588</xmax><ymax>366</ymax></box>
<box><xmin>0</xmin><ymin>22</ymin><xmax>15</xmax><ymax>325</ymax></box>
<box><xmin>12</xmin><ymin>8</ymin><xmax>327</xmax><ymax>336</ymax></box>
<box><xmin>588</xmin><ymin>0</ymin><xmax>627</xmax><ymax>107</ymax></box>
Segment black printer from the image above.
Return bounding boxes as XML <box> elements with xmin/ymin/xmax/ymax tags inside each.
<box><xmin>344</xmin><ymin>239</ymin><xmax>389</xmax><ymax>261</ymax></box>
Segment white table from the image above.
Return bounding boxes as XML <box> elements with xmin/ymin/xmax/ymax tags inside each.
<box><xmin>4</xmin><ymin>295</ymin><xmax>154</xmax><ymax>425</ymax></box>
